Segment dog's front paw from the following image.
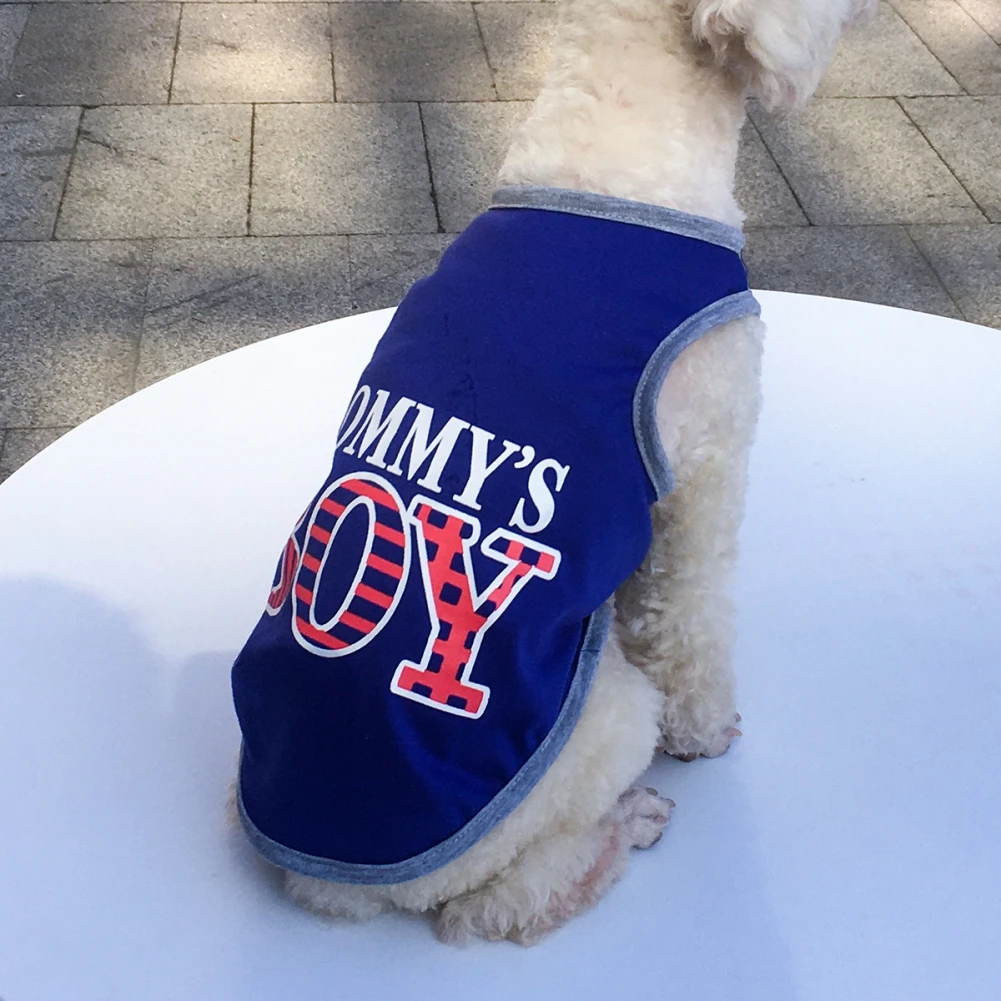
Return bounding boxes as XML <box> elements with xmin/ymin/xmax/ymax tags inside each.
<box><xmin>436</xmin><ymin>882</ymin><xmax>539</xmax><ymax>945</ymax></box>
<box><xmin>660</xmin><ymin>712</ymin><xmax>742</xmax><ymax>761</ymax></box>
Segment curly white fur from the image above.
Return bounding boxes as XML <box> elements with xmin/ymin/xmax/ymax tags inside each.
<box><xmin>271</xmin><ymin>0</ymin><xmax>870</xmax><ymax>944</ymax></box>
<box><xmin>285</xmin><ymin>629</ymin><xmax>665</xmax><ymax>926</ymax></box>
<box><xmin>685</xmin><ymin>0</ymin><xmax>876</xmax><ymax>108</ymax></box>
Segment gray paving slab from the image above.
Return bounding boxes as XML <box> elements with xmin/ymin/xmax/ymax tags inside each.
<box><xmin>329</xmin><ymin>3</ymin><xmax>494</xmax><ymax>102</ymax></box>
<box><xmin>137</xmin><ymin>236</ymin><xmax>352</xmax><ymax>387</ymax></box>
<box><xmin>744</xmin><ymin>225</ymin><xmax>960</xmax><ymax>317</ymax></box>
<box><xmin>57</xmin><ymin>105</ymin><xmax>252</xmax><ymax>239</ymax></box>
<box><xmin>0</xmin><ymin>107</ymin><xmax>79</xmax><ymax>241</ymax></box>
<box><xmin>0</xmin><ymin>6</ymin><xmax>28</xmax><ymax>85</ymax></box>
<box><xmin>909</xmin><ymin>224</ymin><xmax>1001</xmax><ymax>327</ymax></box>
<box><xmin>957</xmin><ymin>0</ymin><xmax>1001</xmax><ymax>43</ymax></box>
<box><xmin>890</xmin><ymin>0</ymin><xmax>1001</xmax><ymax>95</ymax></box>
<box><xmin>817</xmin><ymin>2</ymin><xmax>960</xmax><ymax>97</ymax></box>
<box><xmin>349</xmin><ymin>233</ymin><xmax>454</xmax><ymax>312</ymax></box>
<box><xmin>735</xmin><ymin>118</ymin><xmax>807</xmax><ymax>227</ymax></box>
<box><xmin>901</xmin><ymin>97</ymin><xmax>1001</xmax><ymax>222</ymax></box>
<box><xmin>817</xmin><ymin>2</ymin><xmax>960</xmax><ymax>98</ymax></box>
<box><xmin>421</xmin><ymin>101</ymin><xmax>530</xmax><ymax>232</ymax></box>
<box><xmin>172</xmin><ymin>4</ymin><xmax>333</xmax><ymax>105</ymax></box>
<box><xmin>750</xmin><ymin>98</ymin><xmax>983</xmax><ymax>224</ymax></box>
<box><xmin>0</xmin><ymin>241</ymin><xmax>150</xmax><ymax>426</ymax></box>
<box><xmin>0</xmin><ymin>427</ymin><xmax>70</xmax><ymax>483</ymax></box>
<box><xmin>251</xmin><ymin>103</ymin><xmax>436</xmax><ymax>235</ymax></box>
<box><xmin>3</xmin><ymin>4</ymin><xmax>178</xmax><ymax>106</ymax></box>
<box><xmin>475</xmin><ymin>3</ymin><xmax>556</xmax><ymax>101</ymax></box>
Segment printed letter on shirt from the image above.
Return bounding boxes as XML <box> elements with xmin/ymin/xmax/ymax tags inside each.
<box><xmin>391</xmin><ymin>496</ymin><xmax>560</xmax><ymax>718</ymax></box>
<box><xmin>291</xmin><ymin>473</ymin><xmax>411</xmax><ymax>658</ymax></box>
<box><xmin>509</xmin><ymin>458</ymin><xmax>570</xmax><ymax>534</ymax></box>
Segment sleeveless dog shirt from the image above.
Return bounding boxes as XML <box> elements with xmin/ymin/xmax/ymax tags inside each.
<box><xmin>231</xmin><ymin>186</ymin><xmax>760</xmax><ymax>884</ymax></box>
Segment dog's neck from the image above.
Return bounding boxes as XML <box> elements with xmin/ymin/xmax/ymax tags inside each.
<box><xmin>497</xmin><ymin>0</ymin><xmax>747</xmax><ymax>227</ymax></box>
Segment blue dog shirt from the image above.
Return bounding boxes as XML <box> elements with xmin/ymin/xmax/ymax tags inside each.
<box><xmin>232</xmin><ymin>186</ymin><xmax>759</xmax><ymax>884</ymax></box>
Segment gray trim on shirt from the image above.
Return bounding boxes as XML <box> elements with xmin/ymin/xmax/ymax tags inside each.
<box><xmin>237</xmin><ymin>602</ymin><xmax>612</xmax><ymax>885</ymax></box>
<box><xmin>490</xmin><ymin>185</ymin><xmax>746</xmax><ymax>252</ymax></box>
<box><xmin>634</xmin><ymin>290</ymin><xmax>761</xmax><ymax>498</ymax></box>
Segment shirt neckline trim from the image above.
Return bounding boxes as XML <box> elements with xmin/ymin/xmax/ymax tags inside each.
<box><xmin>490</xmin><ymin>185</ymin><xmax>746</xmax><ymax>253</ymax></box>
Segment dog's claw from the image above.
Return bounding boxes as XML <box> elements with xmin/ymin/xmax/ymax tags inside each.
<box><xmin>664</xmin><ymin>713</ymin><xmax>742</xmax><ymax>761</ymax></box>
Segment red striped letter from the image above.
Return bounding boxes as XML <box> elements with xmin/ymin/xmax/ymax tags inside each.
<box><xmin>291</xmin><ymin>473</ymin><xmax>410</xmax><ymax>658</ymax></box>
<box><xmin>391</xmin><ymin>496</ymin><xmax>560</xmax><ymax>718</ymax></box>
<box><xmin>265</xmin><ymin>505</ymin><xmax>311</xmax><ymax>615</ymax></box>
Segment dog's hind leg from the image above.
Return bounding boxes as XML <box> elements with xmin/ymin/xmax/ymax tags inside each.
<box><xmin>615</xmin><ymin>315</ymin><xmax>764</xmax><ymax>760</ymax></box>
<box><xmin>435</xmin><ymin>783</ymin><xmax>673</xmax><ymax>945</ymax></box>
<box><xmin>424</xmin><ymin>632</ymin><xmax>667</xmax><ymax>944</ymax></box>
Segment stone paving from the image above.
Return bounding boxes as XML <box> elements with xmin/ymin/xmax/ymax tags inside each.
<box><xmin>1</xmin><ymin>0</ymin><xmax>999</xmax><ymax>479</ymax></box>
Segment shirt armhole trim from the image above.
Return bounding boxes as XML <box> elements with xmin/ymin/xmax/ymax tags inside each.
<box><xmin>633</xmin><ymin>290</ymin><xmax>761</xmax><ymax>500</ymax></box>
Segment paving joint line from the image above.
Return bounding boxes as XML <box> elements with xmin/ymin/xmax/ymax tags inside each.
<box><xmin>246</xmin><ymin>102</ymin><xmax>256</xmax><ymax>235</ymax></box>
<box><xmin>0</xmin><ymin>0</ymin><xmax>561</xmax><ymax>3</ymax></box>
<box><xmin>807</xmin><ymin>93</ymin><xmax>976</xmax><ymax>100</ymax></box>
<box><xmin>470</xmin><ymin>1</ymin><xmax>500</xmax><ymax>102</ymax></box>
<box><xmin>900</xmin><ymin>224</ymin><xmax>970</xmax><ymax>322</ymax></box>
<box><xmin>744</xmin><ymin>222</ymin><xmax>999</xmax><ymax>233</ymax></box>
<box><xmin>894</xmin><ymin>95</ymin><xmax>992</xmax><ymax>222</ymax></box>
<box><xmin>1</xmin><ymin>99</ymin><xmax>535</xmax><ymax>108</ymax></box>
<box><xmin>745</xmin><ymin>112</ymin><xmax>814</xmax><ymax>226</ymax></box>
<box><xmin>167</xmin><ymin>3</ymin><xmax>184</xmax><ymax>104</ymax></box>
<box><xmin>3</xmin><ymin>223</ymin><xmax>996</xmax><ymax>247</ymax></box>
<box><xmin>31</xmin><ymin>230</ymin><xmax>453</xmax><ymax>242</ymax></box>
<box><xmin>885</xmin><ymin>0</ymin><xmax>967</xmax><ymax>96</ymax></box>
<box><xmin>329</xmin><ymin>8</ymin><xmax>337</xmax><ymax>103</ymax></box>
<box><xmin>0</xmin><ymin>426</ymin><xmax>82</xmax><ymax>433</ymax></box>
<box><xmin>954</xmin><ymin>0</ymin><xmax>1001</xmax><ymax>45</ymax></box>
<box><xmin>49</xmin><ymin>106</ymin><xmax>85</xmax><ymax>240</ymax></box>
<box><xmin>417</xmin><ymin>102</ymin><xmax>444</xmax><ymax>233</ymax></box>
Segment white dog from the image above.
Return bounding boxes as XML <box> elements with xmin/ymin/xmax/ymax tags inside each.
<box><xmin>231</xmin><ymin>0</ymin><xmax>873</xmax><ymax>945</ymax></box>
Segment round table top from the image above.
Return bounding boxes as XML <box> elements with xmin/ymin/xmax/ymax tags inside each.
<box><xmin>1</xmin><ymin>292</ymin><xmax>999</xmax><ymax>1001</ymax></box>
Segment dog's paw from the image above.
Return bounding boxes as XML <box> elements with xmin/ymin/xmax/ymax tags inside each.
<box><xmin>660</xmin><ymin>712</ymin><xmax>742</xmax><ymax>761</ymax></box>
<box><xmin>436</xmin><ymin>882</ymin><xmax>538</xmax><ymax>945</ymax></box>
<box><xmin>613</xmin><ymin>785</ymin><xmax>674</xmax><ymax>848</ymax></box>
<box><xmin>435</xmin><ymin>897</ymin><xmax>491</xmax><ymax>945</ymax></box>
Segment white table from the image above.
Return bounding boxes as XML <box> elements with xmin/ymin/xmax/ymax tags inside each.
<box><xmin>1</xmin><ymin>292</ymin><xmax>999</xmax><ymax>1001</ymax></box>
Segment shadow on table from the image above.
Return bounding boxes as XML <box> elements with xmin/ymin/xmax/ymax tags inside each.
<box><xmin>0</xmin><ymin>576</ymin><xmax>285</xmax><ymax>993</ymax></box>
